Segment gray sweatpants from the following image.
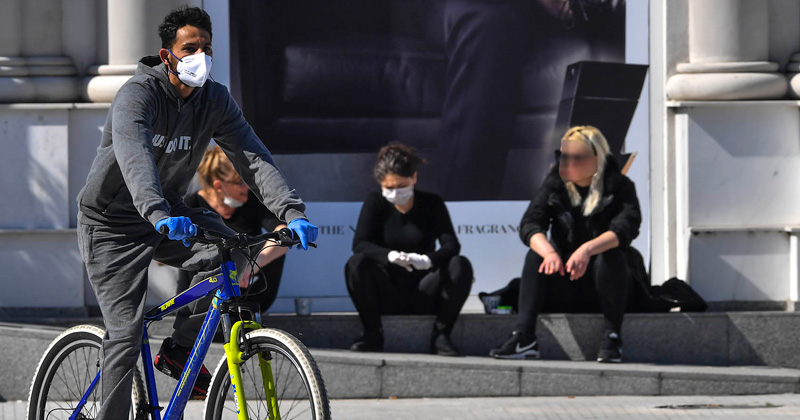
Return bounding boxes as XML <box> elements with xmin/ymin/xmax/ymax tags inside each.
<box><xmin>77</xmin><ymin>206</ymin><xmax>246</xmax><ymax>420</ymax></box>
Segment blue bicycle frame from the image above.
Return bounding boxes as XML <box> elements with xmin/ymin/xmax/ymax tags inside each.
<box><xmin>72</xmin><ymin>259</ymin><xmax>242</xmax><ymax>420</ymax></box>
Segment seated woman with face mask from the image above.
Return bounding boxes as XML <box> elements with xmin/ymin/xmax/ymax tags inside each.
<box><xmin>165</xmin><ymin>146</ymin><xmax>289</xmax><ymax>357</ymax></box>
<box><xmin>489</xmin><ymin>126</ymin><xmax>642</xmax><ymax>363</ymax></box>
<box><xmin>345</xmin><ymin>143</ymin><xmax>473</xmax><ymax>356</ymax></box>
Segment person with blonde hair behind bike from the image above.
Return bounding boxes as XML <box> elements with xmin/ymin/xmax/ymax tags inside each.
<box><xmin>157</xmin><ymin>145</ymin><xmax>290</xmax><ymax>389</ymax></box>
<box><xmin>490</xmin><ymin>125</ymin><xmax>641</xmax><ymax>363</ymax></box>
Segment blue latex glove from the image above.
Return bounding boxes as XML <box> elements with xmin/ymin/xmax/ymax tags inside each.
<box><xmin>287</xmin><ymin>218</ymin><xmax>318</xmax><ymax>250</ymax></box>
<box><xmin>155</xmin><ymin>217</ymin><xmax>197</xmax><ymax>247</ymax></box>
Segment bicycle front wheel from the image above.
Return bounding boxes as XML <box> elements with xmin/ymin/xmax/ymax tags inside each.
<box><xmin>204</xmin><ymin>328</ymin><xmax>330</xmax><ymax>420</ymax></box>
<box><xmin>26</xmin><ymin>324</ymin><xmax>146</xmax><ymax>420</ymax></box>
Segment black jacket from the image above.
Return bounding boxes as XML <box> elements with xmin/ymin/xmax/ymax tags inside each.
<box><xmin>519</xmin><ymin>152</ymin><xmax>641</xmax><ymax>256</ymax></box>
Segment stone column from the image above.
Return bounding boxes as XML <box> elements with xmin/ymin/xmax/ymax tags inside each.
<box><xmin>0</xmin><ymin>0</ymin><xmax>32</xmax><ymax>101</ymax></box>
<box><xmin>666</xmin><ymin>0</ymin><xmax>787</xmax><ymax>100</ymax></box>
<box><xmin>84</xmin><ymin>0</ymin><xmax>149</xmax><ymax>102</ymax></box>
<box><xmin>0</xmin><ymin>0</ymin><xmax>79</xmax><ymax>102</ymax></box>
<box><xmin>788</xmin><ymin>53</ymin><xmax>800</xmax><ymax>98</ymax></box>
<box><xmin>786</xmin><ymin>0</ymin><xmax>800</xmax><ymax>98</ymax></box>
<box><xmin>62</xmin><ymin>0</ymin><xmax>98</xmax><ymax>79</ymax></box>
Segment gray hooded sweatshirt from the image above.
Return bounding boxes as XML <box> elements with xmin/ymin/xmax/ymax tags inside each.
<box><xmin>78</xmin><ymin>56</ymin><xmax>306</xmax><ymax>228</ymax></box>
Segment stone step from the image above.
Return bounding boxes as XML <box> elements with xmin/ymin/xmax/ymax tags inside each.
<box><xmin>0</xmin><ymin>323</ymin><xmax>226</xmax><ymax>403</ymax></box>
<box><xmin>6</xmin><ymin>310</ymin><xmax>800</xmax><ymax>368</ymax></box>
<box><xmin>158</xmin><ymin>311</ymin><xmax>800</xmax><ymax>368</ymax></box>
<box><xmin>2</xmin><ymin>323</ymin><xmax>799</xmax><ymax>402</ymax></box>
<box><xmin>313</xmin><ymin>350</ymin><xmax>800</xmax><ymax>399</ymax></box>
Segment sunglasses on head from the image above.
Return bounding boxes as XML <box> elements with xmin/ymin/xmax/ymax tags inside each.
<box><xmin>565</xmin><ymin>128</ymin><xmax>598</xmax><ymax>155</ymax></box>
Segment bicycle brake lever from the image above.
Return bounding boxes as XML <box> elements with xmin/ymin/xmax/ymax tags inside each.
<box><xmin>275</xmin><ymin>228</ymin><xmax>317</xmax><ymax>248</ymax></box>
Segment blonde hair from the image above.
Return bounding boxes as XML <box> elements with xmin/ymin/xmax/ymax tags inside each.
<box><xmin>561</xmin><ymin>125</ymin><xmax>611</xmax><ymax>216</ymax></box>
<box><xmin>196</xmin><ymin>146</ymin><xmax>240</xmax><ymax>190</ymax></box>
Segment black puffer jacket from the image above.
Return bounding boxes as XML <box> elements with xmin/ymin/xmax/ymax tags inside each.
<box><xmin>519</xmin><ymin>152</ymin><xmax>641</xmax><ymax>256</ymax></box>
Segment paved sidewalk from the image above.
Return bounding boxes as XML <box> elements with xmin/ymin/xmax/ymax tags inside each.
<box><xmin>6</xmin><ymin>393</ymin><xmax>800</xmax><ymax>419</ymax></box>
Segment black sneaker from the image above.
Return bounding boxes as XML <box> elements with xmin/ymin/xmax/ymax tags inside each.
<box><xmin>349</xmin><ymin>330</ymin><xmax>384</xmax><ymax>352</ymax></box>
<box><xmin>154</xmin><ymin>337</ymin><xmax>211</xmax><ymax>400</ymax></box>
<box><xmin>431</xmin><ymin>329</ymin><xmax>460</xmax><ymax>357</ymax></box>
<box><xmin>597</xmin><ymin>331</ymin><xmax>623</xmax><ymax>363</ymax></box>
<box><xmin>489</xmin><ymin>330</ymin><xmax>540</xmax><ymax>359</ymax></box>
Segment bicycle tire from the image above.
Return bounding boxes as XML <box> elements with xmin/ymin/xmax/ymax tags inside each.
<box><xmin>27</xmin><ymin>324</ymin><xmax>148</xmax><ymax>420</ymax></box>
<box><xmin>203</xmin><ymin>328</ymin><xmax>331</xmax><ymax>420</ymax></box>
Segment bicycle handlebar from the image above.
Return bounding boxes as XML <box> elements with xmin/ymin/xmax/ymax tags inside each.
<box><xmin>189</xmin><ymin>225</ymin><xmax>316</xmax><ymax>249</ymax></box>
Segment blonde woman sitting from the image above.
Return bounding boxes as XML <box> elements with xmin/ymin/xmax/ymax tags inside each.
<box><xmin>490</xmin><ymin>126</ymin><xmax>641</xmax><ymax>363</ymax></box>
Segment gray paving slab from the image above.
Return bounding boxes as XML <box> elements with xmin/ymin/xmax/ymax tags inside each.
<box><xmin>5</xmin><ymin>394</ymin><xmax>800</xmax><ymax>419</ymax></box>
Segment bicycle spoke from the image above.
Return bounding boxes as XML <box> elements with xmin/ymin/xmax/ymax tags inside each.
<box><xmin>218</xmin><ymin>352</ymin><xmax>315</xmax><ymax>419</ymax></box>
<box><xmin>245</xmin><ymin>361</ymin><xmax>267</xmax><ymax>417</ymax></box>
<box><xmin>56</xmin><ymin>353</ymin><xmax>84</xmax><ymax>403</ymax></box>
<box><xmin>64</xmin><ymin>352</ymin><xmax>82</xmax><ymax>401</ymax></box>
<box><xmin>49</xmin><ymin>350</ymin><xmax>89</xmax><ymax>419</ymax></box>
<box><xmin>278</xmin><ymin>355</ymin><xmax>305</xmax><ymax>418</ymax></box>
<box><xmin>276</xmin><ymin>357</ymin><xmax>292</xmax><ymax>415</ymax></box>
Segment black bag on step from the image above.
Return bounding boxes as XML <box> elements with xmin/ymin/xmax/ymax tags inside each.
<box><xmin>478</xmin><ymin>277</ymin><xmax>520</xmax><ymax>314</ymax></box>
<box><xmin>624</xmin><ymin>246</ymin><xmax>707</xmax><ymax>312</ymax></box>
<box><xmin>653</xmin><ymin>277</ymin><xmax>708</xmax><ymax>312</ymax></box>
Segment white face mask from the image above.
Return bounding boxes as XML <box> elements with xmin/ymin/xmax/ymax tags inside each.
<box><xmin>223</xmin><ymin>194</ymin><xmax>244</xmax><ymax>208</ymax></box>
<box><xmin>169</xmin><ymin>50</ymin><xmax>212</xmax><ymax>88</ymax></box>
<box><xmin>382</xmin><ymin>185</ymin><xmax>414</xmax><ymax>206</ymax></box>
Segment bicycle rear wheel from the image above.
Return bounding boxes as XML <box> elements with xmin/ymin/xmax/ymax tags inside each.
<box><xmin>27</xmin><ymin>324</ymin><xmax>147</xmax><ymax>420</ymax></box>
<box><xmin>203</xmin><ymin>328</ymin><xmax>330</xmax><ymax>420</ymax></box>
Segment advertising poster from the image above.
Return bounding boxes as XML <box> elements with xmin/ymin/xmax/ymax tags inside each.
<box><xmin>228</xmin><ymin>0</ymin><xmax>639</xmax><ymax>312</ymax></box>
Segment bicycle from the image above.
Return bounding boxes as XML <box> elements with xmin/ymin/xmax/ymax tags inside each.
<box><xmin>27</xmin><ymin>226</ymin><xmax>331</xmax><ymax>420</ymax></box>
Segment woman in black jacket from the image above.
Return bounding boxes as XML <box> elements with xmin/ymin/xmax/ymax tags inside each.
<box><xmin>490</xmin><ymin>126</ymin><xmax>641</xmax><ymax>363</ymax></box>
<box><xmin>346</xmin><ymin>143</ymin><xmax>473</xmax><ymax>356</ymax></box>
<box><xmin>155</xmin><ymin>146</ymin><xmax>289</xmax><ymax>396</ymax></box>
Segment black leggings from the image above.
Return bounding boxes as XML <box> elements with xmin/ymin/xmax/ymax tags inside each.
<box><xmin>516</xmin><ymin>248</ymin><xmax>630</xmax><ymax>336</ymax></box>
<box><xmin>345</xmin><ymin>253</ymin><xmax>473</xmax><ymax>336</ymax></box>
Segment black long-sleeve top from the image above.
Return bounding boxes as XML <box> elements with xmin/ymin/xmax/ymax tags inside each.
<box><xmin>352</xmin><ymin>190</ymin><xmax>461</xmax><ymax>268</ymax></box>
<box><xmin>519</xmin><ymin>153</ymin><xmax>641</xmax><ymax>257</ymax></box>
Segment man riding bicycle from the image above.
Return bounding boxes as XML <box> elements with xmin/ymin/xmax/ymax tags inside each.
<box><xmin>76</xmin><ymin>6</ymin><xmax>318</xmax><ymax>419</ymax></box>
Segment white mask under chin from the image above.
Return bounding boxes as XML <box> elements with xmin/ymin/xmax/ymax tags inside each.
<box><xmin>382</xmin><ymin>185</ymin><xmax>414</xmax><ymax>206</ymax></box>
<box><xmin>223</xmin><ymin>195</ymin><xmax>244</xmax><ymax>208</ymax></box>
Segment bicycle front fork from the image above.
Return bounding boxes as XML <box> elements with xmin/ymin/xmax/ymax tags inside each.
<box><xmin>220</xmin><ymin>300</ymin><xmax>281</xmax><ymax>420</ymax></box>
